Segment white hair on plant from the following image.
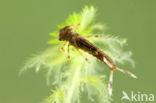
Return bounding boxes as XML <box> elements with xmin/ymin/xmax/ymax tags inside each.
<box><xmin>21</xmin><ymin>6</ymin><xmax>134</xmax><ymax>103</ymax></box>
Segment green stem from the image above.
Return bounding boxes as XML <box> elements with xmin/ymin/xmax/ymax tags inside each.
<box><xmin>64</xmin><ymin>64</ymin><xmax>81</xmax><ymax>103</ymax></box>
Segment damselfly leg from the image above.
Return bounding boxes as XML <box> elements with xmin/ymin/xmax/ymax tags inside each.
<box><xmin>76</xmin><ymin>48</ymin><xmax>90</xmax><ymax>63</ymax></box>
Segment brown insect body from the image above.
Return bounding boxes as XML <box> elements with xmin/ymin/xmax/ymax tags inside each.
<box><xmin>59</xmin><ymin>26</ymin><xmax>115</xmax><ymax>70</ymax></box>
<box><xmin>59</xmin><ymin>25</ymin><xmax>137</xmax><ymax>96</ymax></box>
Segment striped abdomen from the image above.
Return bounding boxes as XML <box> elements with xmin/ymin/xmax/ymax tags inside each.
<box><xmin>75</xmin><ymin>36</ymin><xmax>116</xmax><ymax>70</ymax></box>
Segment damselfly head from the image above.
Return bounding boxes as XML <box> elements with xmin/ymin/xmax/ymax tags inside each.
<box><xmin>59</xmin><ymin>26</ymin><xmax>72</xmax><ymax>41</ymax></box>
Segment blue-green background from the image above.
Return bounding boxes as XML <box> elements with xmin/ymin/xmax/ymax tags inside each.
<box><xmin>0</xmin><ymin>0</ymin><xmax>155</xmax><ymax>103</ymax></box>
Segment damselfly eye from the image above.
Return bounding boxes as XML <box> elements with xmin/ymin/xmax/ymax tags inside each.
<box><xmin>59</xmin><ymin>31</ymin><xmax>63</xmax><ymax>40</ymax></box>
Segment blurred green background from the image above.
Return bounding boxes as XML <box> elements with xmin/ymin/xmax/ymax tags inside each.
<box><xmin>0</xmin><ymin>0</ymin><xmax>155</xmax><ymax>103</ymax></box>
